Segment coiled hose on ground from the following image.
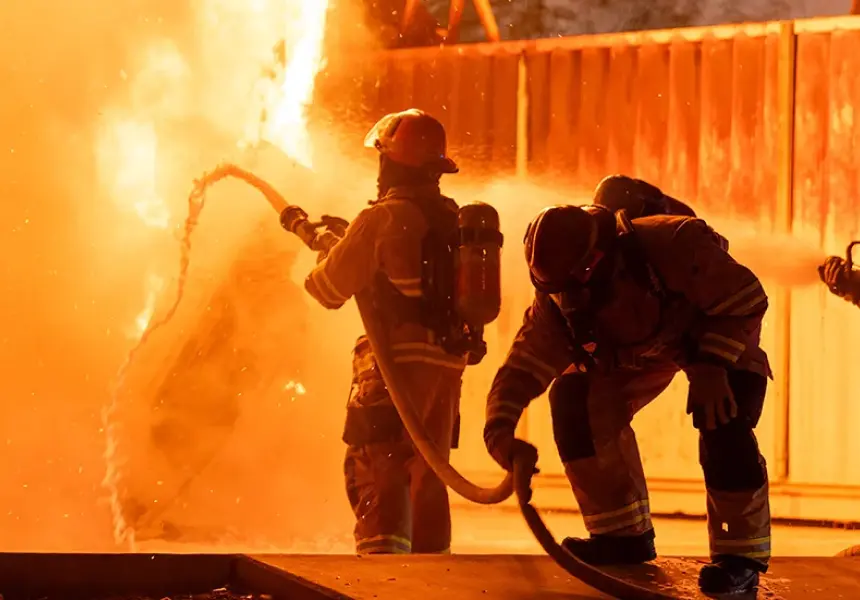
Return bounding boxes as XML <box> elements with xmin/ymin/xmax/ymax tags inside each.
<box><xmin>158</xmin><ymin>163</ymin><xmax>676</xmax><ymax>599</ymax></box>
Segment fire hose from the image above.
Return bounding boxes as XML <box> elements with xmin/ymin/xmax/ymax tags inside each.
<box><xmin>123</xmin><ymin>163</ymin><xmax>675</xmax><ymax>599</ymax></box>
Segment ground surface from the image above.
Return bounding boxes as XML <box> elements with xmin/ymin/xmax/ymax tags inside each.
<box><xmin>24</xmin><ymin>592</ymin><xmax>269</xmax><ymax>600</ymax></box>
<box><xmin>139</xmin><ymin>507</ymin><xmax>860</xmax><ymax>557</ymax></box>
<box><xmin>252</xmin><ymin>554</ymin><xmax>860</xmax><ymax>600</ymax></box>
<box><xmin>449</xmin><ymin>506</ymin><xmax>860</xmax><ymax>557</ymax></box>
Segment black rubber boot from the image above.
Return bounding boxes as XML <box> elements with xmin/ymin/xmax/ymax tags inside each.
<box><xmin>561</xmin><ymin>529</ymin><xmax>657</xmax><ymax>565</ymax></box>
<box><xmin>698</xmin><ymin>555</ymin><xmax>762</xmax><ymax>596</ymax></box>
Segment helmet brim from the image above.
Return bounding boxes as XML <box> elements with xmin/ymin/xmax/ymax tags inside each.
<box><xmin>437</xmin><ymin>156</ymin><xmax>459</xmax><ymax>174</ymax></box>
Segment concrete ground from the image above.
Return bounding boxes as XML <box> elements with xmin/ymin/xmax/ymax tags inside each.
<box><xmin>451</xmin><ymin>505</ymin><xmax>860</xmax><ymax>557</ymax></box>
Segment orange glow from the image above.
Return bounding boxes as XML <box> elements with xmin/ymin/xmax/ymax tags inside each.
<box><xmin>131</xmin><ymin>273</ymin><xmax>167</xmax><ymax>338</ymax></box>
<box><xmin>4</xmin><ymin>2</ymin><xmax>858</xmax><ymax>557</ymax></box>
<box><xmin>94</xmin><ymin>0</ymin><xmax>331</xmax><ymax>547</ymax></box>
<box><xmin>243</xmin><ymin>1</ymin><xmax>329</xmax><ymax>167</ymax></box>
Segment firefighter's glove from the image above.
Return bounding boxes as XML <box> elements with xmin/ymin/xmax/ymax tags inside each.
<box><xmin>466</xmin><ymin>339</ymin><xmax>487</xmax><ymax>366</ymax></box>
<box><xmin>686</xmin><ymin>364</ymin><xmax>737</xmax><ymax>431</ymax></box>
<box><xmin>485</xmin><ymin>424</ymin><xmax>539</xmax><ymax>474</ymax></box>
<box><xmin>819</xmin><ymin>256</ymin><xmax>847</xmax><ymax>295</ymax></box>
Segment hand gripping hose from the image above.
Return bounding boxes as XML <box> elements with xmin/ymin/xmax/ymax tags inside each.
<box><xmin>143</xmin><ymin>163</ymin><xmax>676</xmax><ymax>599</ymax></box>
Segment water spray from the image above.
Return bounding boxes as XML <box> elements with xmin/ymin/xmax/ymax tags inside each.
<box><xmin>102</xmin><ymin>163</ymin><xmax>291</xmax><ymax>546</ymax></box>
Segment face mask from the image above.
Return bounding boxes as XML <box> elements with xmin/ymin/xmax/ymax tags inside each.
<box><xmin>550</xmin><ymin>288</ymin><xmax>592</xmax><ymax>314</ymax></box>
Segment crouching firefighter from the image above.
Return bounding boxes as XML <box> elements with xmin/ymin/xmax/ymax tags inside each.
<box><xmin>483</xmin><ymin>191</ymin><xmax>772</xmax><ymax>595</ymax></box>
<box><xmin>303</xmin><ymin>109</ymin><xmax>502</xmax><ymax>555</ymax></box>
<box><xmin>819</xmin><ymin>242</ymin><xmax>860</xmax><ymax>307</ymax></box>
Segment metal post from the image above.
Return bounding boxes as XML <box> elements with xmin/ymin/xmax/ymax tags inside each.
<box><xmin>516</xmin><ymin>51</ymin><xmax>530</xmax><ymax>179</ymax></box>
<box><xmin>515</xmin><ymin>49</ymin><xmax>531</xmax><ymax>440</ymax></box>
<box><xmin>773</xmin><ymin>20</ymin><xmax>797</xmax><ymax>482</ymax></box>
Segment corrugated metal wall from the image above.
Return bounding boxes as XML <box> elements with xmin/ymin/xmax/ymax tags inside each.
<box><xmin>524</xmin><ymin>26</ymin><xmax>783</xmax><ymax>218</ymax></box>
<box><xmin>789</xmin><ymin>18</ymin><xmax>860</xmax><ymax>487</ymax></box>
<box><xmin>317</xmin><ymin>44</ymin><xmax>522</xmax><ymax>176</ymax></box>
<box><xmin>318</xmin><ymin>16</ymin><xmax>860</xmax><ymax>516</ymax></box>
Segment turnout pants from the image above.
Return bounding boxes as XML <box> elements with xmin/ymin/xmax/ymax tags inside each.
<box><xmin>549</xmin><ymin>365</ymin><xmax>771</xmax><ymax>568</ymax></box>
<box><xmin>343</xmin><ymin>361</ymin><xmax>462</xmax><ymax>555</ymax></box>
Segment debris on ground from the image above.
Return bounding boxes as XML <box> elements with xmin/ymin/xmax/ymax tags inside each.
<box><xmin>16</xmin><ymin>587</ymin><xmax>272</xmax><ymax>600</ymax></box>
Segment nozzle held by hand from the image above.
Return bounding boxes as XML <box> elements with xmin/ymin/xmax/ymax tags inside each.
<box><xmin>280</xmin><ymin>205</ymin><xmax>344</xmax><ymax>254</ymax></box>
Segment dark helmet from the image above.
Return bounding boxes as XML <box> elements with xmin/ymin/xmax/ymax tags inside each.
<box><xmin>364</xmin><ymin>109</ymin><xmax>458</xmax><ymax>174</ymax></box>
<box><xmin>593</xmin><ymin>174</ymin><xmax>696</xmax><ymax>218</ymax></box>
<box><xmin>523</xmin><ymin>205</ymin><xmax>614</xmax><ymax>294</ymax></box>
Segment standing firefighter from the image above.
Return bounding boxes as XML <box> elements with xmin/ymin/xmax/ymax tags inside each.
<box><xmin>304</xmin><ymin>109</ymin><xmax>484</xmax><ymax>555</ymax></box>
<box><xmin>483</xmin><ymin>177</ymin><xmax>772</xmax><ymax>595</ymax></box>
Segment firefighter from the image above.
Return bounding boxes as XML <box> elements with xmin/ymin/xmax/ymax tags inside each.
<box><xmin>483</xmin><ymin>184</ymin><xmax>772</xmax><ymax>595</ymax></box>
<box><xmin>304</xmin><ymin>109</ymin><xmax>471</xmax><ymax>555</ymax></box>
<box><xmin>819</xmin><ymin>254</ymin><xmax>860</xmax><ymax>307</ymax></box>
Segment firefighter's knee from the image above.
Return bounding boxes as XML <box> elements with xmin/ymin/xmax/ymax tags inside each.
<box><xmin>549</xmin><ymin>373</ymin><xmax>596</xmax><ymax>462</ymax></box>
<box><xmin>728</xmin><ymin>370</ymin><xmax>767</xmax><ymax>427</ymax></box>
<box><xmin>699</xmin><ymin>422</ymin><xmax>767</xmax><ymax>492</ymax></box>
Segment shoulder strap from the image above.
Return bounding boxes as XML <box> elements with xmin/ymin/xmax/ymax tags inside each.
<box><xmin>615</xmin><ymin>211</ymin><xmax>666</xmax><ymax>300</ymax></box>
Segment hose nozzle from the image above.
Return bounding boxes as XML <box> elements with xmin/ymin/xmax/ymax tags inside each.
<box><xmin>847</xmin><ymin>240</ymin><xmax>859</xmax><ymax>270</ymax></box>
<box><xmin>280</xmin><ymin>205</ymin><xmax>343</xmax><ymax>254</ymax></box>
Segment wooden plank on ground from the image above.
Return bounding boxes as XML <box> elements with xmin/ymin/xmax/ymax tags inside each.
<box><xmin>251</xmin><ymin>554</ymin><xmax>860</xmax><ymax>600</ymax></box>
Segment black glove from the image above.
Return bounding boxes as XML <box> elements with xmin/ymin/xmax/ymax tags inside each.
<box><xmin>686</xmin><ymin>364</ymin><xmax>737</xmax><ymax>431</ymax></box>
<box><xmin>819</xmin><ymin>256</ymin><xmax>847</xmax><ymax>295</ymax></box>
<box><xmin>319</xmin><ymin>215</ymin><xmax>349</xmax><ymax>238</ymax></box>
<box><xmin>485</xmin><ymin>424</ymin><xmax>539</xmax><ymax>473</ymax></box>
<box><xmin>466</xmin><ymin>339</ymin><xmax>487</xmax><ymax>366</ymax></box>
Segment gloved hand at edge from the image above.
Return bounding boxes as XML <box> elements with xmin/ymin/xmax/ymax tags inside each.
<box><xmin>484</xmin><ymin>421</ymin><xmax>539</xmax><ymax>474</ymax></box>
<box><xmin>819</xmin><ymin>255</ymin><xmax>847</xmax><ymax>294</ymax></box>
<box><xmin>685</xmin><ymin>363</ymin><xmax>737</xmax><ymax>431</ymax></box>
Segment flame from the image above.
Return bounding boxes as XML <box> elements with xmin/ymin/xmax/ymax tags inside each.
<box><xmin>284</xmin><ymin>380</ymin><xmax>307</xmax><ymax>395</ymax></box>
<box><xmin>98</xmin><ymin>118</ymin><xmax>171</xmax><ymax>230</ymax></box>
<box><xmin>243</xmin><ymin>1</ymin><xmax>329</xmax><ymax>167</ymax></box>
<box><xmin>131</xmin><ymin>273</ymin><xmax>167</xmax><ymax>338</ymax></box>
<box><xmin>98</xmin><ymin>0</ymin><xmax>330</xmax><ymax>546</ymax></box>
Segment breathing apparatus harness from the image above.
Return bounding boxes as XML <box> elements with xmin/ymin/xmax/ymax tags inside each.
<box><xmin>366</xmin><ymin>191</ymin><xmax>495</xmax><ymax>365</ymax></box>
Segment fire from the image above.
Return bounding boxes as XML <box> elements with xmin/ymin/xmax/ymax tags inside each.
<box><xmin>284</xmin><ymin>380</ymin><xmax>307</xmax><ymax>396</ymax></box>
<box><xmin>98</xmin><ymin>0</ymin><xmax>330</xmax><ymax>546</ymax></box>
<box><xmin>98</xmin><ymin>118</ymin><xmax>171</xmax><ymax>231</ymax></box>
<box><xmin>243</xmin><ymin>1</ymin><xmax>329</xmax><ymax>167</ymax></box>
<box><xmin>132</xmin><ymin>273</ymin><xmax>167</xmax><ymax>338</ymax></box>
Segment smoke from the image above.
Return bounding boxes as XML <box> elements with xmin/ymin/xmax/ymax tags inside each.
<box><xmin>708</xmin><ymin>221</ymin><xmax>828</xmax><ymax>288</ymax></box>
<box><xmin>0</xmin><ymin>0</ymin><xmax>376</xmax><ymax>552</ymax></box>
<box><xmin>0</xmin><ymin>0</ymin><xmax>834</xmax><ymax>554</ymax></box>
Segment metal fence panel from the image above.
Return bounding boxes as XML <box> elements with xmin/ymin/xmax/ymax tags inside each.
<box><xmin>789</xmin><ymin>20</ymin><xmax>860</xmax><ymax>487</ymax></box>
<box><xmin>316</xmin><ymin>46</ymin><xmax>521</xmax><ymax>176</ymax></box>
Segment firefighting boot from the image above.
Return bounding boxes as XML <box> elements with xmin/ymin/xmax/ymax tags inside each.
<box><xmin>698</xmin><ymin>556</ymin><xmax>761</xmax><ymax>596</ymax></box>
<box><xmin>561</xmin><ymin>529</ymin><xmax>657</xmax><ymax>565</ymax></box>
